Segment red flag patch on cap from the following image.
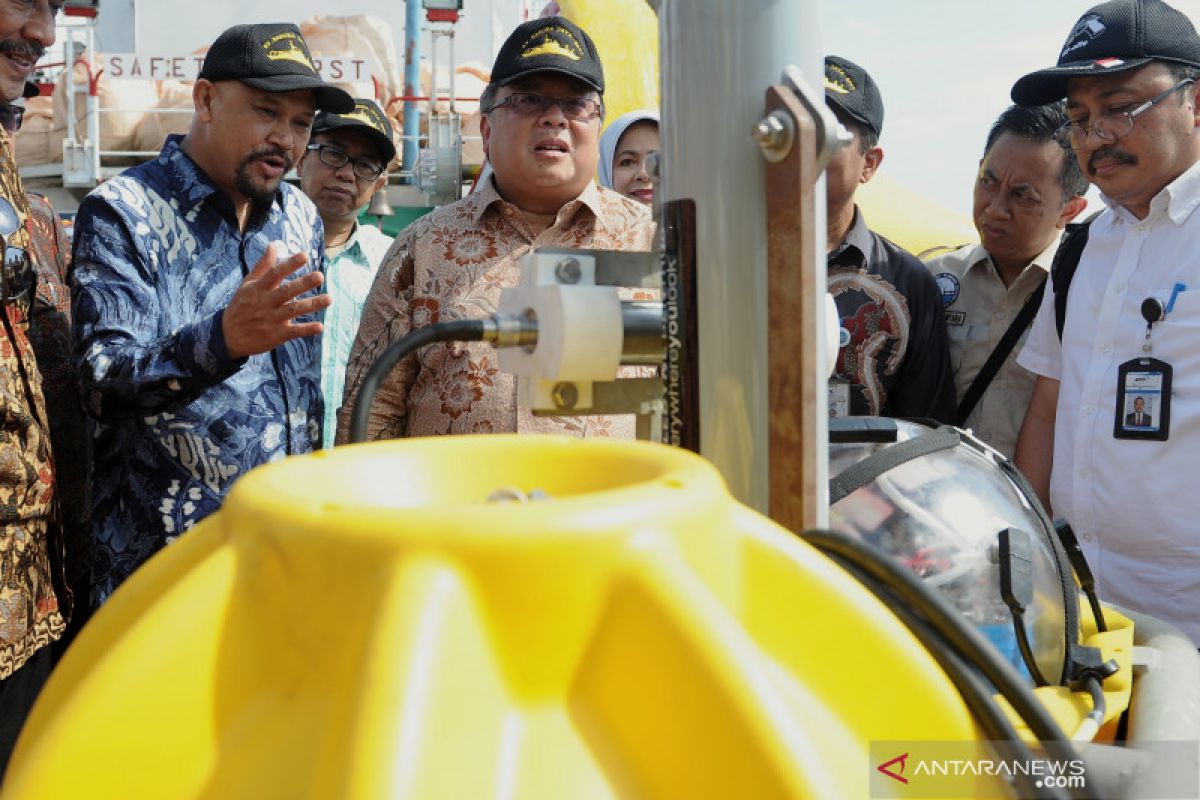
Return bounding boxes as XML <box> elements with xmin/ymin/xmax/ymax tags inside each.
<box><xmin>1094</xmin><ymin>57</ymin><xmax>1125</xmax><ymax>68</ymax></box>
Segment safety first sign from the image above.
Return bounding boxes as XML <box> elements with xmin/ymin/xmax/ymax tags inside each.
<box><xmin>101</xmin><ymin>54</ymin><xmax>368</xmax><ymax>82</ymax></box>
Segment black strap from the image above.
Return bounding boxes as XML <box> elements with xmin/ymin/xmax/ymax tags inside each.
<box><xmin>1051</xmin><ymin>218</ymin><xmax>1096</xmax><ymax>341</ymax></box>
<box><xmin>829</xmin><ymin>426</ymin><xmax>961</xmax><ymax>504</ymax></box>
<box><xmin>955</xmin><ymin>275</ymin><xmax>1046</xmax><ymax>427</ymax></box>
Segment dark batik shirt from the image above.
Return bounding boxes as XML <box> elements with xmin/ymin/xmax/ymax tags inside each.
<box><xmin>827</xmin><ymin>207</ymin><xmax>955</xmax><ymax>423</ymax></box>
<box><xmin>72</xmin><ymin>135</ymin><xmax>325</xmax><ymax>604</ymax></box>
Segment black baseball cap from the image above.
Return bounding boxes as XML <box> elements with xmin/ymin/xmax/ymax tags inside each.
<box><xmin>198</xmin><ymin>23</ymin><xmax>354</xmax><ymax>113</ymax></box>
<box><xmin>1012</xmin><ymin>0</ymin><xmax>1200</xmax><ymax>106</ymax></box>
<box><xmin>490</xmin><ymin>16</ymin><xmax>604</xmax><ymax>94</ymax></box>
<box><xmin>311</xmin><ymin>98</ymin><xmax>396</xmax><ymax>164</ymax></box>
<box><xmin>824</xmin><ymin>55</ymin><xmax>885</xmax><ymax>138</ymax></box>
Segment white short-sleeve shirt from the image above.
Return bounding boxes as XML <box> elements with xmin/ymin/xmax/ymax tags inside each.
<box><xmin>1017</xmin><ymin>159</ymin><xmax>1200</xmax><ymax>644</ymax></box>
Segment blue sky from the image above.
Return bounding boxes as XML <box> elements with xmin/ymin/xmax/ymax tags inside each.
<box><xmin>821</xmin><ymin>0</ymin><xmax>1200</xmax><ymax>221</ymax></box>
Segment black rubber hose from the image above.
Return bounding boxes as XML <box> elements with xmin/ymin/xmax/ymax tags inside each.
<box><xmin>348</xmin><ymin>319</ymin><xmax>488</xmax><ymax>444</ymax></box>
<box><xmin>800</xmin><ymin>530</ymin><xmax>1077</xmax><ymax>757</ymax></box>
<box><xmin>831</xmin><ymin>555</ymin><xmax>1073</xmax><ymax>800</ymax></box>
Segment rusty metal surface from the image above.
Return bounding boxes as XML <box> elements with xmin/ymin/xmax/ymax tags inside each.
<box><xmin>763</xmin><ymin>84</ymin><xmax>822</xmax><ymax>532</ymax></box>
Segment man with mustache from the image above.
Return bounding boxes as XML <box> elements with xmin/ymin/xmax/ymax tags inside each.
<box><xmin>1012</xmin><ymin>0</ymin><xmax>1200</xmax><ymax>643</ymax></box>
<box><xmin>337</xmin><ymin>17</ymin><xmax>654</xmax><ymax>441</ymax></box>
<box><xmin>0</xmin><ymin>0</ymin><xmax>67</xmax><ymax>772</ymax></box>
<box><xmin>70</xmin><ymin>23</ymin><xmax>351</xmax><ymax>603</ymax></box>
<box><xmin>926</xmin><ymin>103</ymin><xmax>1088</xmax><ymax>458</ymax></box>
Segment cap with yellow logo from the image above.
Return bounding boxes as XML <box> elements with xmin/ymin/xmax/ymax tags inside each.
<box><xmin>311</xmin><ymin>98</ymin><xmax>396</xmax><ymax>164</ymax></box>
<box><xmin>490</xmin><ymin>16</ymin><xmax>604</xmax><ymax>94</ymax></box>
<box><xmin>198</xmin><ymin>23</ymin><xmax>354</xmax><ymax>113</ymax></box>
<box><xmin>824</xmin><ymin>55</ymin><xmax>884</xmax><ymax>139</ymax></box>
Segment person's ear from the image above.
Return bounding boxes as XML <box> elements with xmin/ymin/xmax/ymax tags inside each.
<box><xmin>1057</xmin><ymin>195</ymin><xmax>1088</xmax><ymax>228</ymax></box>
<box><xmin>193</xmin><ymin>79</ymin><xmax>217</xmax><ymax>123</ymax></box>
<box><xmin>859</xmin><ymin>146</ymin><xmax>883</xmax><ymax>184</ymax></box>
<box><xmin>481</xmin><ymin>114</ymin><xmax>492</xmax><ymax>159</ymax></box>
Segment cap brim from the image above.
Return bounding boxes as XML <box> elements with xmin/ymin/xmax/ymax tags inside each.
<box><xmin>1010</xmin><ymin>57</ymin><xmax>1153</xmax><ymax>106</ymax></box>
<box><xmin>312</xmin><ymin>117</ymin><xmax>396</xmax><ymax>164</ymax></box>
<box><xmin>495</xmin><ymin>66</ymin><xmax>603</xmax><ymax>94</ymax></box>
<box><xmin>824</xmin><ymin>94</ymin><xmax>878</xmax><ymax>137</ymax></box>
<box><xmin>239</xmin><ymin>75</ymin><xmax>355</xmax><ymax>113</ymax></box>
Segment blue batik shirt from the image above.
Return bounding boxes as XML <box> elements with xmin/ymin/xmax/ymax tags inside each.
<box><xmin>72</xmin><ymin>135</ymin><xmax>325</xmax><ymax>603</ymax></box>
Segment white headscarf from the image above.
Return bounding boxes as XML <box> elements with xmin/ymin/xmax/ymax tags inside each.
<box><xmin>597</xmin><ymin>109</ymin><xmax>659</xmax><ymax>189</ymax></box>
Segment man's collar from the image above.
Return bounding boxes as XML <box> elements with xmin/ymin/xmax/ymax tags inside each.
<box><xmin>968</xmin><ymin>237</ymin><xmax>1058</xmax><ymax>279</ymax></box>
<box><xmin>829</xmin><ymin>206</ymin><xmax>873</xmax><ymax>262</ymax></box>
<box><xmin>165</xmin><ymin>134</ymin><xmax>283</xmax><ymax>225</ymax></box>
<box><xmin>470</xmin><ymin>172</ymin><xmax>604</xmax><ymax>228</ymax></box>
<box><xmin>1101</xmin><ymin>157</ymin><xmax>1200</xmax><ymax>227</ymax></box>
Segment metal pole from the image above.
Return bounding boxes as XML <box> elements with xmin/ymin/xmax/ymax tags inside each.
<box><xmin>402</xmin><ymin>0</ymin><xmax>422</xmax><ymax>173</ymax></box>
<box><xmin>658</xmin><ymin>0</ymin><xmax>827</xmax><ymax>518</ymax></box>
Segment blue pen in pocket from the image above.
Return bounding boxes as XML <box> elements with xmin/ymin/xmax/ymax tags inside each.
<box><xmin>1166</xmin><ymin>282</ymin><xmax>1187</xmax><ymax>315</ymax></box>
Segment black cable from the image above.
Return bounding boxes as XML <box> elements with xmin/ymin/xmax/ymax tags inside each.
<box><xmin>800</xmin><ymin>531</ymin><xmax>1078</xmax><ymax>759</ymax></box>
<box><xmin>348</xmin><ymin>319</ymin><xmax>487</xmax><ymax>444</ymax></box>
<box><xmin>829</xmin><ymin>554</ymin><xmax>1072</xmax><ymax>800</ymax></box>
<box><xmin>1084</xmin><ymin>675</ymin><xmax>1106</xmax><ymax>731</ymax></box>
<box><xmin>1011</xmin><ymin>609</ymin><xmax>1051</xmax><ymax>687</ymax></box>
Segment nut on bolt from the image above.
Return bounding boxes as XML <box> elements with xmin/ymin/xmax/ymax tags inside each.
<box><xmin>551</xmin><ymin>382</ymin><xmax>579</xmax><ymax>410</ymax></box>
<box><xmin>554</xmin><ymin>257</ymin><xmax>582</xmax><ymax>285</ymax></box>
<box><xmin>753</xmin><ymin>110</ymin><xmax>795</xmax><ymax>163</ymax></box>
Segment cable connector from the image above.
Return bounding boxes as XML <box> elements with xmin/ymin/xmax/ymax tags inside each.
<box><xmin>481</xmin><ymin>311</ymin><xmax>539</xmax><ymax>348</ymax></box>
<box><xmin>1066</xmin><ymin>643</ymin><xmax>1119</xmax><ymax>689</ymax></box>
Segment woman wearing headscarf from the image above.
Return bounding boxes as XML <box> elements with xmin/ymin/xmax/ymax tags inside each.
<box><xmin>598</xmin><ymin>109</ymin><xmax>659</xmax><ymax>205</ymax></box>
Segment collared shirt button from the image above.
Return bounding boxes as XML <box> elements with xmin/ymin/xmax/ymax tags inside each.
<box><xmin>1100</xmin><ymin>344</ymin><xmax>1112</xmax><ymax>354</ymax></box>
<box><xmin>1113</xmin><ymin>283</ymin><xmax>1125</xmax><ymax>294</ymax></box>
<box><xmin>1082</xmin><ymin>404</ymin><xmax>1094</xmax><ymax>415</ymax></box>
<box><xmin>1082</xmin><ymin>533</ymin><xmax>1093</xmax><ymax>541</ymax></box>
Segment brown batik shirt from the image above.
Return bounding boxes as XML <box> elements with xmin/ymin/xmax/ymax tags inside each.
<box><xmin>337</xmin><ymin>178</ymin><xmax>656</xmax><ymax>442</ymax></box>
<box><xmin>0</xmin><ymin>132</ymin><xmax>63</xmax><ymax>679</ymax></box>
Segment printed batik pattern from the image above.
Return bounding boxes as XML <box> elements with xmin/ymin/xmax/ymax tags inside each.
<box><xmin>337</xmin><ymin>178</ymin><xmax>656</xmax><ymax>442</ymax></box>
<box><xmin>0</xmin><ymin>133</ymin><xmax>63</xmax><ymax>679</ymax></box>
<box><xmin>72</xmin><ymin>135</ymin><xmax>325</xmax><ymax>603</ymax></box>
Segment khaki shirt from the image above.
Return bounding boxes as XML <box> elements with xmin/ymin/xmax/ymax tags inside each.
<box><xmin>925</xmin><ymin>240</ymin><xmax>1058</xmax><ymax>457</ymax></box>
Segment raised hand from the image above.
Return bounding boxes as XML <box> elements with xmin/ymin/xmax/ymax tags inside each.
<box><xmin>222</xmin><ymin>242</ymin><xmax>333</xmax><ymax>359</ymax></box>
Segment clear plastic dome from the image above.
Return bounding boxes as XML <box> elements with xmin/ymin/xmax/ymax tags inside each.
<box><xmin>828</xmin><ymin>420</ymin><xmax>1069</xmax><ymax>685</ymax></box>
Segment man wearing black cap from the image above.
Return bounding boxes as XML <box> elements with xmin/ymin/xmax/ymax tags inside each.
<box><xmin>296</xmin><ymin>98</ymin><xmax>396</xmax><ymax>448</ymax></box>
<box><xmin>337</xmin><ymin>17</ymin><xmax>654</xmax><ymax>442</ymax></box>
<box><xmin>71</xmin><ymin>23</ymin><xmax>353</xmax><ymax>603</ymax></box>
<box><xmin>1011</xmin><ymin>0</ymin><xmax>1200</xmax><ymax>643</ymax></box>
<box><xmin>823</xmin><ymin>55</ymin><xmax>955</xmax><ymax>423</ymax></box>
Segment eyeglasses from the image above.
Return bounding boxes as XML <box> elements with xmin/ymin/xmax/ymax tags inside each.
<box><xmin>305</xmin><ymin>143</ymin><xmax>385</xmax><ymax>181</ymax></box>
<box><xmin>1055</xmin><ymin>78</ymin><xmax>1195</xmax><ymax>149</ymax></box>
<box><xmin>0</xmin><ymin>104</ymin><xmax>25</xmax><ymax>136</ymax></box>
<box><xmin>0</xmin><ymin>197</ymin><xmax>35</xmax><ymax>311</ymax></box>
<box><xmin>485</xmin><ymin>92</ymin><xmax>602</xmax><ymax>121</ymax></box>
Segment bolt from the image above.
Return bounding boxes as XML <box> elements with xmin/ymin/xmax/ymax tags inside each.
<box><xmin>752</xmin><ymin>110</ymin><xmax>795</xmax><ymax>162</ymax></box>
<box><xmin>554</xmin><ymin>257</ymin><xmax>582</xmax><ymax>284</ymax></box>
<box><xmin>551</xmin><ymin>382</ymin><xmax>579</xmax><ymax>409</ymax></box>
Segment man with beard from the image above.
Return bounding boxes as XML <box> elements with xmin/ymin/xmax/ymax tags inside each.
<box><xmin>71</xmin><ymin>23</ymin><xmax>351</xmax><ymax>603</ymax></box>
<box><xmin>1012</xmin><ymin>0</ymin><xmax>1200</xmax><ymax>643</ymax></box>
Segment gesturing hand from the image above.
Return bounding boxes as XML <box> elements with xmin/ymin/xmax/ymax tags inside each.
<box><xmin>222</xmin><ymin>242</ymin><xmax>333</xmax><ymax>360</ymax></box>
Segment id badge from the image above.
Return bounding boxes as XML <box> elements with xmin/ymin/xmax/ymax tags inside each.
<box><xmin>828</xmin><ymin>378</ymin><xmax>851</xmax><ymax>418</ymax></box>
<box><xmin>1114</xmin><ymin>357</ymin><xmax>1171</xmax><ymax>441</ymax></box>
